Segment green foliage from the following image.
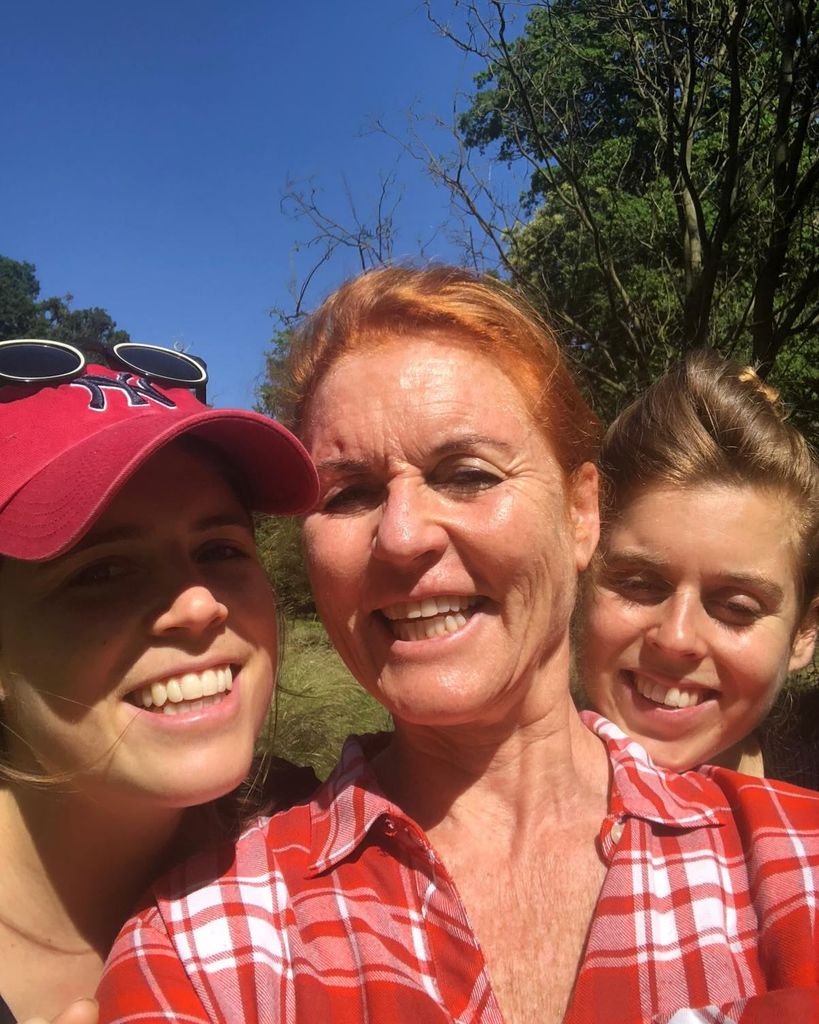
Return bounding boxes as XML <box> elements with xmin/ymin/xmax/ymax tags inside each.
<box><xmin>255</xmin><ymin>514</ymin><xmax>315</xmax><ymax>617</ymax></box>
<box><xmin>254</xmin><ymin>329</ymin><xmax>318</xmax><ymax>615</ymax></box>
<box><xmin>0</xmin><ymin>256</ymin><xmax>42</xmax><ymax>337</ymax></box>
<box><xmin>0</xmin><ymin>254</ymin><xmax>130</xmax><ymax>348</ymax></box>
<box><xmin>268</xmin><ymin>619</ymin><xmax>392</xmax><ymax>779</ymax></box>
<box><xmin>256</xmin><ymin>330</ymin><xmax>296</xmax><ymax>424</ymax></box>
<box><xmin>451</xmin><ymin>0</ymin><xmax>819</xmax><ymax>427</ymax></box>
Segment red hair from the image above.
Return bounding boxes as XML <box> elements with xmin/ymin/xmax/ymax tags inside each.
<box><xmin>286</xmin><ymin>265</ymin><xmax>600</xmax><ymax>476</ymax></box>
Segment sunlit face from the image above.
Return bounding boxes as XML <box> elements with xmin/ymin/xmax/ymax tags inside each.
<box><xmin>580</xmin><ymin>484</ymin><xmax>817</xmax><ymax>771</ymax></box>
<box><xmin>0</xmin><ymin>442</ymin><xmax>278</xmax><ymax>809</ymax></box>
<box><xmin>300</xmin><ymin>337</ymin><xmax>599</xmax><ymax>728</ymax></box>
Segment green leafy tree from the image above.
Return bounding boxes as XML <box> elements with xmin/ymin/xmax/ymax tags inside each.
<box><xmin>0</xmin><ymin>256</ymin><xmax>42</xmax><ymax>337</ymax></box>
<box><xmin>426</xmin><ymin>0</ymin><xmax>819</xmax><ymax>428</ymax></box>
<box><xmin>255</xmin><ymin>329</ymin><xmax>317</xmax><ymax>614</ymax></box>
<box><xmin>0</xmin><ymin>254</ymin><xmax>131</xmax><ymax>349</ymax></box>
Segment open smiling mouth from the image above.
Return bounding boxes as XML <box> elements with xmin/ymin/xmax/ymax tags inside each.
<box><xmin>632</xmin><ymin>673</ymin><xmax>716</xmax><ymax>709</ymax></box>
<box><xmin>380</xmin><ymin>596</ymin><xmax>481</xmax><ymax>641</ymax></box>
<box><xmin>128</xmin><ymin>665</ymin><xmax>235</xmax><ymax>716</ymax></box>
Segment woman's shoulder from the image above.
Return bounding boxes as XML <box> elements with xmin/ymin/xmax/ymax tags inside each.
<box><xmin>699</xmin><ymin>761</ymin><xmax>819</xmax><ymax>838</ymax></box>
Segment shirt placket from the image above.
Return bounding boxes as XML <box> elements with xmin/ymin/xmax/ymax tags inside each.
<box><xmin>379</xmin><ymin>813</ymin><xmax>507</xmax><ymax>1023</ymax></box>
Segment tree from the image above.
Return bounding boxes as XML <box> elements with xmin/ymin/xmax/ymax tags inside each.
<box><xmin>0</xmin><ymin>256</ymin><xmax>43</xmax><ymax>338</ymax></box>
<box><xmin>0</xmin><ymin>254</ymin><xmax>131</xmax><ymax>349</ymax></box>
<box><xmin>424</xmin><ymin>0</ymin><xmax>819</xmax><ymax>427</ymax></box>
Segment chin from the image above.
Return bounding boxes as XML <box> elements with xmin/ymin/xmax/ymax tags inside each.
<box><xmin>148</xmin><ymin>749</ymin><xmax>256</xmax><ymax>809</ymax></box>
<box><xmin>640</xmin><ymin>740</ymin><xmax>699</xmax><ymax>774</ymax></box>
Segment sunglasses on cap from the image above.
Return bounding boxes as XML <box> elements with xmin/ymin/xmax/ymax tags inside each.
<box><xmin>0</xmin><ymin>338</ymin><xmax>208</xmax><ymax>402</ymax></box>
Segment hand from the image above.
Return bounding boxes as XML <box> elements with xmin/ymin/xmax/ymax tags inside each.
<box><xmin>18</xmin><ymin>998</ymin><xmax>99</xmax><ymax>1024</ymax></box>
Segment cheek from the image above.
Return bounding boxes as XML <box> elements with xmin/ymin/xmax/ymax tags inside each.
<box><xmin>2</xmin><ymin>680</ymin><xmax>97</xmax><ymax>774</ymax></box>
<box><xmin>725</xmin><ymin>633</ymin><xmax>791</xmax><ymax>707</ymax></box>
<box><xmin>583</xmin><ymin>591</ymin><xmax>638</xmax><ymax>653</ymax></box>
<box><xmin>1</xmin><ymin>622</ymin><xmax>96</xmax><ymax>705</ymax></box>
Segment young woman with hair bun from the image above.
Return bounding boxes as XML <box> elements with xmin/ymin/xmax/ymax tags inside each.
<box><xmin>580</xmin><ymin>349</ymin><xmax>819</xmax><ymax>782</ymax></box>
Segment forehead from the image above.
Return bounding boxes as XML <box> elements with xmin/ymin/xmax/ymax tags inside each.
<box><xmin>607</xmin><ymin>483</ymin><xmax>797</xmax><ymax>581</ymax></box>
<box><xmin>303</xmin><ymin>337</ymin><xmax>536</xmax><ymax>450</ymax></box>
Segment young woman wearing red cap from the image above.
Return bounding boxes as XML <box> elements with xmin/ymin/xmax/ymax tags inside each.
<box><xmin>0</xmin><ymin>342</ymin><xmax>318</xmax><ymax>1023</ymax></box>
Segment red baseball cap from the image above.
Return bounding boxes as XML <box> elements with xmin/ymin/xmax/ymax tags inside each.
<box><xmin>0</xmin><ymin>364</ymin><xmax>319</xmax><ymax>560</ymax></box>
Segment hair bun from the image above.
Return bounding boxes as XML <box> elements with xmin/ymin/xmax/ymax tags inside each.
<box><xmin>737</xmin><ymin>366</ymin><xmax>781</xmax><ymax>407</ymax></box>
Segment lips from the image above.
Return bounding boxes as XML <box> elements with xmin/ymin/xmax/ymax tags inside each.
<box><xmin>380</xmin><ymin>595</ymin><xmax>480</xmax><ymax>641</ymax></box>
<box><xmin>632</xmin><ymin>673</ymin><xmax>714</xmax><ymax>709</ymax></box>
<box><xmin>128</xmin><ymin>665</ymin><xmax>234</xmax><ymax>716</ymax></box>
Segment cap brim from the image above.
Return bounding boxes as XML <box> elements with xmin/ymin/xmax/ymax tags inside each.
<box><xmin>0</xmin><ymin>408</ymin><xmax>318</xmax><ymax>560</ymax></box>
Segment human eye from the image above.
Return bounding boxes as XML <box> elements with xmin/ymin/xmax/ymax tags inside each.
<box><xmin>198</xmin><ymin>540</ymin><xmax>250</xmax><ymax>563</ymax></box>
<box><xmin>707</xmin><ymin>593</ymin><xmax>765</xmax><ymax>627</ymax></box>
<box><xmin>322</xmin><ymin>481</ymin><xmax>383</xmax><ymax>514</ymax></box>
<box><xmin>197</xmin><ymin>528</ymin><xmax>258</xmax><ymax>564</ymax></box>
<box><xmin>67</xmin><ymin>558</ymin><xmax>132</xmax><ymax>588</ymax></box>
<box><xmin>606</xmin><ymin>572</ymin><xmax>669</xmax><ymax>604</ymax></box>
<box><xmin>429</xmin><ymin>458</ymin><xmax>504</xmax><ymax>495</ymax></box>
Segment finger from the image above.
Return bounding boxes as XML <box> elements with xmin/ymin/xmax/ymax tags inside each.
<box><xmin>51</xmin><ymin>999</ymin><xmax>99</xmax><ymax>1024</ymax></box>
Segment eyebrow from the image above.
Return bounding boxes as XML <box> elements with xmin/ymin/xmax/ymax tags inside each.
<box><xmin>605</xmin><ymin>548</ymin><xmax>786</xmax><ymax>604</ymax></box>
<box><xmin>315</xmin><ymin>435</ymin><xmax>517</xmax><ymax>474</ymax></box>
<box><xmin>72</xmin><ymin>512</ymin><xmax>253</xmax><ymax>553</ymax></box>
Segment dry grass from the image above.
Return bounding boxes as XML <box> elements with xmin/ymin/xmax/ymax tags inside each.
<box><xmin>267</xmin><ymin>618</ymin><xmax>392</xmax><ymax>779</ymax></box>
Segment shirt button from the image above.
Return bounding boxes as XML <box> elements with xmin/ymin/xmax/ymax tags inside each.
<box><xmin>610</xmin><ymin>820</ymin><xmax>625</xmax><ymax>844</ymax></box>
<box><xmin>382</xmin><ymin>815</ymin><xmax>398</xmax><ymax>838</ymax></box>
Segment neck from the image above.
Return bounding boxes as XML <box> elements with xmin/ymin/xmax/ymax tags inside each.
<box><xmin>712</xmin><ymin>732</ymin><xmax>765</xmax><ymax>777</ymax></box>
<box><xmin>0</xmin><ymin>783</ymin><xmax>189</xmax><ymax>956</ymax></box>
<box><xmin>374</xmin><ymin>685</ymin><xmax>610</xmax><ymax>839</ymax></box>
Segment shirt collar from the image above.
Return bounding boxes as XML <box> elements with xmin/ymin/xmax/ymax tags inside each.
<box><xmin>307</xmin><ymin>733</ymin><xmax>408</xmax><ymax>876</ymax></box>
<box><xmin>306</xmin><ymin>716</ymin><xmax>729</xmax><ymax>876</ymax></box>
<box><xmin>581</xmin><ymin>711</ymin><xmax>729</xmax><ymax>830</ymax></box>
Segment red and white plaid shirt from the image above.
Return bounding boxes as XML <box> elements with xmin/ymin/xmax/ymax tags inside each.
<box><xmin>97</xmin><ymin>713</ymin><xmax>819</xmax><ymax>1023</ymax></box>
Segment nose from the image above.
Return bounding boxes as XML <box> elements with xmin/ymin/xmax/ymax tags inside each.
<box><xmin>646</xmin><ymin>592</ymin><xmax>707</xmax><ymax>659</ymax></box>
<box><xmin>371</xmin><ymin>480</ymin><xmax>448</xmax><ymax>567</ymax></box>
<box><xmin>151</xmin><ymin>584</ymin><xmax>229</xmax><ymax>637</ymax></box>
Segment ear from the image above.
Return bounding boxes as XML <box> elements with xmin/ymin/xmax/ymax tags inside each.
<box><xmin>789</xmin><ymin>601</ymin><xmax>819</xmax><ymax>673</ymax></box>
<box><xmin>569</xmin><ymin>462</ymin><xmax>600</xmax><ymax>573</ymax></box>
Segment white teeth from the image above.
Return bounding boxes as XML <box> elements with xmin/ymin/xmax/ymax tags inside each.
<box><xmin>390</xmin><ymin>609</ymin><xmax>470</xmax><ymax>641</ymax></box>
<box><xmin>381</xmin><ymin>595</ymin><xmax>478</xmax><ymax>621</ymax></box>
<box><xmin>131</xmin><ymin>665</ymin><xmax>233</xmax><ymax>714</ymax></box>
<box><xmin>634</xmin><ymin>676</ymin><xmax>706</xmax><ymax>709</ymax></box>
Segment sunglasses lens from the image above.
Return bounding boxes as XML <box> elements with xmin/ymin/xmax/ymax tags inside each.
<box><xmin>0</xmin><ymin>340</ymin><xmax>83</xmax><ymax>382</ymax></box>
<box><xmin>114</xmin><ymin>344</ymin><xmax>206</xmax><ymax>384</ymax></box>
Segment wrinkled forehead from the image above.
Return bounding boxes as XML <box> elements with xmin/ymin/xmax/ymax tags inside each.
<box><xmin>306</xmin><ymin>329</ymin><xmax>545</xmax><ymax>433</ymax></box>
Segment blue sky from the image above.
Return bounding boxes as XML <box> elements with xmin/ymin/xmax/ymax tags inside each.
<box><xmin>0</xmin><ymin>1</ymin><xmax>502</xmax><ymax>409</ymax></box>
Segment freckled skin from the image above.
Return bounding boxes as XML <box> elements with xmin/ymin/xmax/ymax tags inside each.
<box><xmin>0</xmin><ymin>444</ymin><xmax>278</xmax><ymax>809</ymax></box>
<box><xmin>580</xmin><ymin>484</ymin><xmax>817</xmax><ymax>772</ymax></box>
<box><xmin>301</xmin><ymin>338</ymin><xmax>599</xmax><ymax>729</ymax></box>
